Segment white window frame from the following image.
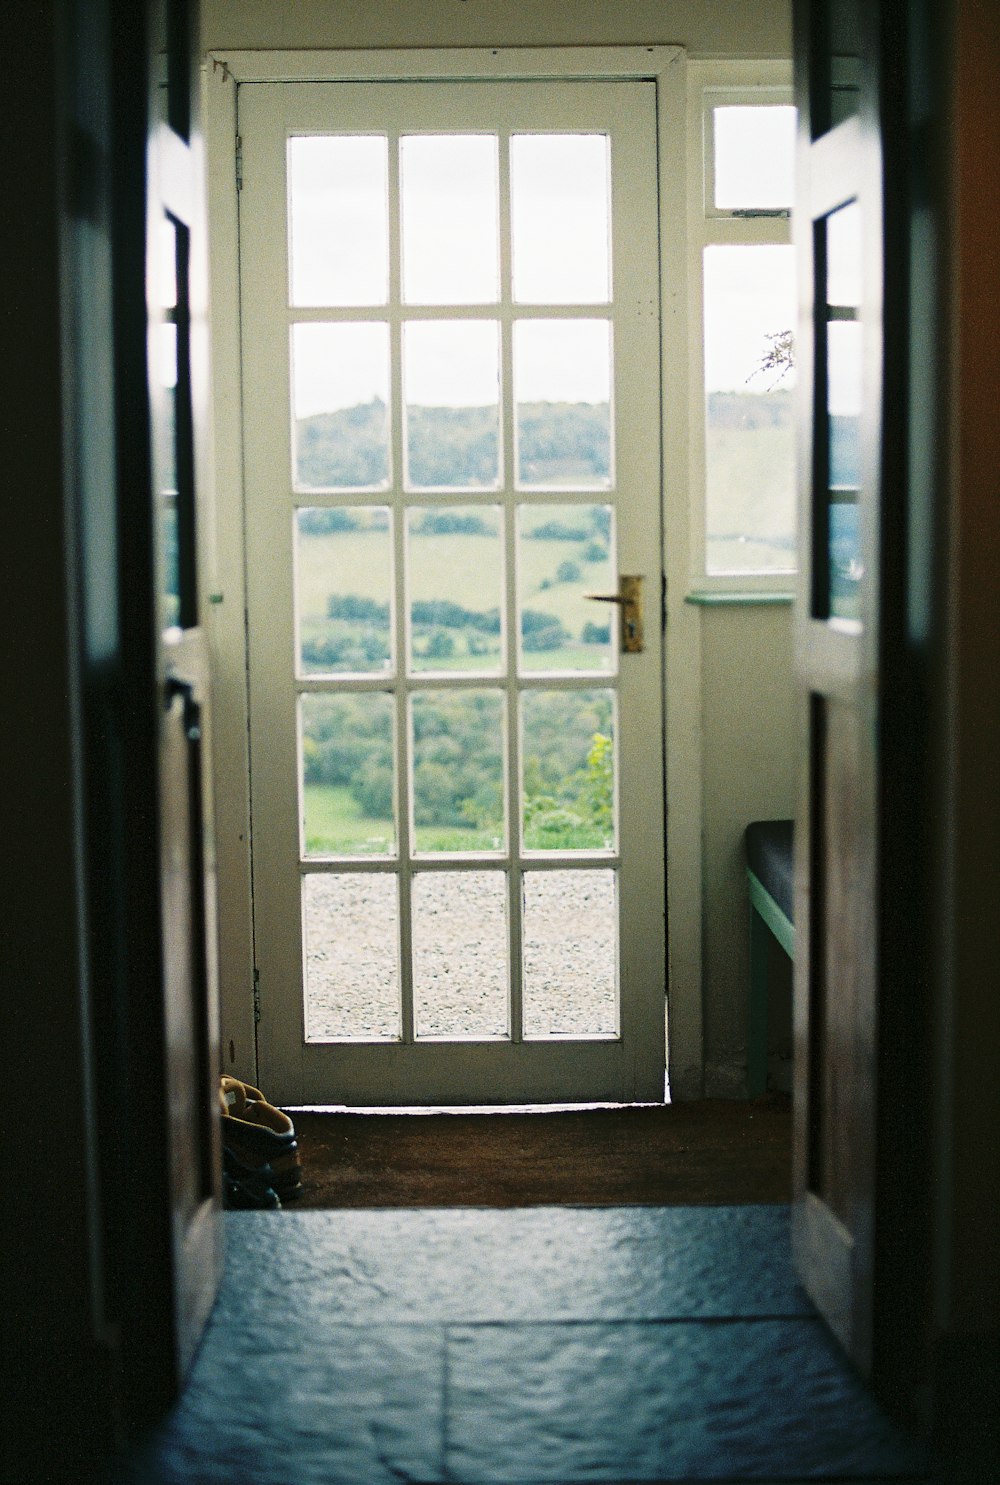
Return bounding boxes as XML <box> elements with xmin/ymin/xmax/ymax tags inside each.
<box><xmin>686</xmin><ymin>60</ymin><xmax>795</xmax><ymax>597</ymax></box>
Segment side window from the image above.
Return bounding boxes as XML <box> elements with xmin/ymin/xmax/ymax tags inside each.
<box><xmin>691</xmin><ymin>79</ymin><xmax>797</xmax><ymax>586</ymax></box>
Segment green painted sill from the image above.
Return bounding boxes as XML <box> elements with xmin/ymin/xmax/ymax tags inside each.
<box><xmin>684</xmin><ymin>590</ymin><xmax>794</xmax><ymax>606</ymax></box>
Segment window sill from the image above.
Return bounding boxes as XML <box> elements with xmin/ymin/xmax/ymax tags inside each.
<box><xmin>684</xmin><ymin>590</ymin><xmax>794</xmax><ymax>606</ymax></box>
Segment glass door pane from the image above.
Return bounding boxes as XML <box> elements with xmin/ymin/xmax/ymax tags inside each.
<box><xmin>303</xmin><ymin>874</ymin><xmax>400</xmax><ymax>1040</ymax></box>
<box><xmin>412</xmin><ymin>872</ymin><xmax>509</xmax><ymax>1038</ymax></box>
<box><xmin>510</xmin><ymin>133</ymin><xmax>611</xmax><ymax>304</ymax></box>
<box><xmin>400</xmin><ymin>134</ymin><xmax>500</xmax><ymax>305</ymax></box>
<box><xmin>288</xmin><ymin>135</ymin><xmax>389</xmax><ymax>307</ymax></box>
<box><xmin>522</xmin><ymin>870</ymin><xmax>618</xmax><ymax>1037</ymax></box>
<box><xmin>513</xmin><ymin>320</ymin><xmax>613</xmax><ymax>489</ymax></box>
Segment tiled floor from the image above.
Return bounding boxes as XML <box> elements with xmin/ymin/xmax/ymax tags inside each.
<box><xmin>125</xmin><ymin>1206</ymin><xmax>931</xmax><ymax>1484</ymax></box>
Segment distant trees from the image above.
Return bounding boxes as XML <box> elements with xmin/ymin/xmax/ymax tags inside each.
<box><xmin>297</xmin><ymin>507</ymin><xmax>384</xmax><ymax>535</ymax></box>
<box><xmin>296</xmin><ymin>400</ymin><xmax>389</xmax><ymax>488</ymax></box>
<box><xmin>516</xmin><ymin>402</ymin><xmax>610</xmax><ymax>485</ymax></box>
<box><xmin>520</xmin><ymin>609</ymin><xmax>568</xmax><ymax>652</ymax></box>
<box><xmin>521</xmin><ymin>691</ymin><xmax>614</xmax><ymax>849</ymax></box>
<box><xmin>406</xmin><ymin>407</ymin><xmax>499</xmax><ymax>488</ymax></box>
<box><xmin>295</xmin><ymin>400</ymin><xmax>611</xmax><ymax>490</ymax></box>
<box><xmin>303</xmin><ymin>689</ymin><xmax>614</xmax><ymax>850</ymax></box>
<box><xmin>299</xmin><ymin>598</ymin><xmax>600</xmax><ymax>670</ymax></box>
<box><xmin>705</xmin><ymin>389</ymin><xmax>792</xmax><ymax>431</ymax></box>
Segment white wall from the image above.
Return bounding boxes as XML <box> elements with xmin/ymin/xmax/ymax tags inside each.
<box><xmin>202</xmin><ymin>0</ymin><xmax>798</xmax><ymax>1098</ymax></box>
<box><xmin>203</xmin><ymin>1</ymin><xmax>791</xmax><ymax>59</ymax></box>
<box><xmin>701</xmin><ymin>605</ymin><xmax>797</xmax><ymax>1093</ymax></box>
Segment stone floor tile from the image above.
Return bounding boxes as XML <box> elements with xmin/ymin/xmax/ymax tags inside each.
<box><xmin>445</xmin><ymin>1318</ymin><xmax>927</xmax><ymax>1482</ymax></box>
<box><xmin>221</xmin><ymin>1206</ymin><xmax>810</xmax><ymax>1329</ymax></box>
<box><xmin>128</xmin><ymin>1322</ymin><xmax>445</xmax><ymax>1484</ymax></box>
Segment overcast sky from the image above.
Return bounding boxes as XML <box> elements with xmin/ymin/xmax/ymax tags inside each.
<box><xmin>287</xmin><ymin>117</ymin><xmax>801</xmax><ymax>416</ymax></box>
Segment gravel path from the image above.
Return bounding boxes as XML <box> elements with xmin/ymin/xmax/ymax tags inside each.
<box><xmin>303</xmin><ymin>869</ymin><xmax>617</xmax><ymax>1041</ymax></box>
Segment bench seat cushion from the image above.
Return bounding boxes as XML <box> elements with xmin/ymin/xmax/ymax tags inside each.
<box><xmin>745</xmin><ymin>819</ymin><xmax>795</xmax><ymax>924</ymax></box>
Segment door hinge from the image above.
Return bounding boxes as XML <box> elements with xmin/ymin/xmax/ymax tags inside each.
<box><xmin>235</xmin><ymin>134</ymin><xmax>243</xmax><ymax>191</ymax></box>
<box><xmin>252</xmin><ymin>966</ymin><xmax>260</xmax><ymax>1024</ymax></box>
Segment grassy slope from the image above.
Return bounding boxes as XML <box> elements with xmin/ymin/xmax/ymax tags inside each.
<box><xmin>295</xmin><ymin>409</ymin><xmax>798</xmax><ymax>842</ymax></box>
<box><xmin>304</xmin><ymin>782</ymin><xmax>505</xmax><ymax>856</ymax></box>
<box><xmin>297</xmin><ymin>523</ymin><xmax>615</xmax><ymax>669</ymax></box>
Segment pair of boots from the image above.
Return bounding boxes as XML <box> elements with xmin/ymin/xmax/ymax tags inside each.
<box><xmin>220</xmin><ymin>1075</ymin><xmax>303</xmax><ymax>1208</ymax></box>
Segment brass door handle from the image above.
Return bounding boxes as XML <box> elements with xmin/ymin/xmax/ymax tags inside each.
<box><xmin>585</xmin><ymin>574</ymin><xmax>644</xmax><ymax>653</ymax></box>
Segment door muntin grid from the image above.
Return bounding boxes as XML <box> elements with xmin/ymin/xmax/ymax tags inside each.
<box><xmin>289</xmin><ymin>124</ymin><xmax>623</xmax><ymax>1045</ymax></box>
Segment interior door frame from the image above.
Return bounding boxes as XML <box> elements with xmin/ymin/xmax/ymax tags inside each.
<box><xmin>204</xmin><ymin>45</ymin><xmax>712</xmax><ymax>1100</ymax></box>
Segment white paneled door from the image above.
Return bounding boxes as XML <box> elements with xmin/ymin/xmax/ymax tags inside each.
<box><xmin>238</xmin><ymin>80</ymin><xmax>665</xmax><ymax>1105</ymax></box>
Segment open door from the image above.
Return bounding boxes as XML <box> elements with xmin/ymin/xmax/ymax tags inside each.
<box><xmin>791</xmin><ymin>0</ymin><xmax>877</xmax><ymax>1370</ymax></box>
<box><xmin>146</xmin><ymin>0</ymin><xmax>223</xmax><ymax>1382</ymax></box>
<box><xmin>791</xmin><ymin>0</ymin><xmax>932</xmax><ymax>1409</ymax></box>
<box><xmin>3</xmin><ymin>0</ymin><xmax>222</xmax><ymax>1459</ymax></box>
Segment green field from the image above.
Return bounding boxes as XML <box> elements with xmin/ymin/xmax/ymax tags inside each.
<box><xmin>291</xmin><ymin>411</ymin><xmax>802</xmax><ymax>856</ymax></box>
<box><xmin>303</xmin><ymin>782</ymin><xmax>609</xmax><ymax>857</ymax></box>
<box><xmin>303</xmin><ymin>783</ymin><xmax>393</xmax><ymax>856</ymax></box>
<box><xmin>296</xmin><ymin>508</ymin><xmax>615</xmax><ymax>673</ymax></box>
<box><xmin>302</xmin><ymin>684</ymin><xmax>613</xmax><ymax>857</ymax></box>
<box><xmin>303</xmin><ymin>783</ymin><xmax>505</xmax><ymax>856</ymax></box>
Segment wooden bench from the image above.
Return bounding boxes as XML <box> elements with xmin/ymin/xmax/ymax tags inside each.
<box><xmin>745</xmin><ymin>820</ymin><xmax>795</xmax><ymax>1097</ymax></box>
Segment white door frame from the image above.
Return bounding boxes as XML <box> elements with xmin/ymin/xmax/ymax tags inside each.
<box><xmin>203</xmin><ymin>46</ymin><xmax>704</xmax><ymax>1100</ymax></box>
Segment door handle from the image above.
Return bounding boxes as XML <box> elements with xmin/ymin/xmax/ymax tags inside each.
<box><xmin>585</xmin><ymin>574</ymin><xmax>644</xmax><ymax>653</ymax></box>
<box><xmin>165</xmin><ymin>673</ymin><xmax>202</xmax><ymax>741</ymax></box>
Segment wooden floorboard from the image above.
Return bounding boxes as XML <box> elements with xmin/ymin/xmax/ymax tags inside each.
<box><xmin>283</xmin><ymin>1095</ymin><xmax>792</xmax><ymax>1208</ymax></box>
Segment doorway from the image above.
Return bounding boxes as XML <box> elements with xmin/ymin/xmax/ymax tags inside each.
<box><xmin>235</xmin><ymin>78</ymin><xmax>666</xmax><ymax>1105</ymax></box>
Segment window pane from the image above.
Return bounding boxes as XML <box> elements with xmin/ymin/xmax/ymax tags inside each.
<box><xmin>713</xmin><ymin>107</ymin><xmax>796</xmax><ymax>211</ymax></box>
<box><xmin>288</xmin><ymin>136</ymin><xmax>388</xmax><ymax>307</ymax></box>
<box><xmin>517</xmin><ymin>504</ymin><xmax>615</xmax><ymax>672</ymax></box>
<box><xmin>522</xmin><ymin>690</ymin><xmax>615</xmax><ymax>851</ymax></box>
<box><xmin>301</xmin><ymin>693</ymin><xmax>395</xmax><ymax>857</ymax></box>
<box><xmin>157</xmin><ymin>215</ymin><xmax>177</xmax><ymax>311</ymax></box>
<box><xmin>292</xmin><ymin>323</ymin><xmax>390</xmax><ymax>491</ymax></box>
<box><xmin>829</xmin><ymin>499</ymin><xmax>861</xmax><ymax>622</ymax></box>
<box><xmin>703</xmin><ymin>245</ymin><xmax>796</xmax><ymax>573</ymax></box>
<box><xmin>401</xmin><ymin>135</ymin><xmax>499</xmax><ymax>304</ymax></box>
<box><xmin>407</xmin><ymin>506</ymin><xmax>503</xmax><ymax>673</ymax></box>
<box><xmin>511</xmin><ymin>134</ymin><xmax>610</xmax><ymax>304</ymax></box>
<box><xmin>522</xmin><ymin>870</ymin><xmax>617</xmax><ymax>1037</ymax></box>
<box><xmin>827</xmin><ymin>201</ymin><xmax>863</xmax><ymax>312</ymax></box>
<box><xmin>404</xmin><ymin>321</ymin><xmax>500</xmax><ymax>489</ymax></box>
<box><xmin>411</xmin><ymin>690</ymin><xmax>504</xmax><ymax>853</ymax></box>
<box><xmin>828</xmin><ymin>322</ymin><xmax>862</xmax><ymax>488</ymax></box>
<box><xmin>156</xmin><ymin>321</ymin><xmax>179</xmax><ymax>627</ymax></box>
<box><xmin>514</xmin><ymin>320</ymin><xmax>612</xmax><ymax>489</ymax></box>
<box><xmin>412</xmin><ymin>872</ymin><xmax>509</xmax><ymax>1038</ymax></box>
<box><xmin>825</xmin><ymin>200</ymin><xmax>863</xmax><ymax>623</ymax></box>
<box><xmin>296</xmin><ymin>507</ymin><xmax>392</xmax><ymax>676</ymax></box>
<box><xmin>160</xmin><ymin>504</ymin><xmax>179</xmax><ymax>630</ymax></box>
<box><xmin>303</xmin><ymin>874</ymin><xmax>399</xmax><ymax>1040</ymax></box>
